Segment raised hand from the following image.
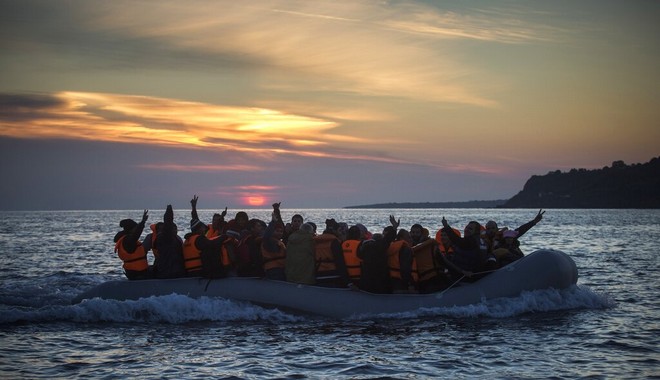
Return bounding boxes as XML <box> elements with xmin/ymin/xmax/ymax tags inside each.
<box><xmin>441</xmin><ymin>217</ymin><xmax>449</xmax><ymax>228</ymax></box>
<box><xmin>191</xmin><ymin>195</ymin><xmax>198</xmax><ymax>207</ymax></box>
<box><xmin>389</xmin><ymin>215</ymin><xmax>400</xmax><ymax>229</ymax></box>
<box><xmin>221</xmin><ymin>207</ymin><xmax>228</xmax><ymax>218</ymax></box>
<box><xmin>533</xmin><ymin>209</ymin><xmax>545</xmax><ymax>223</ymax></box>
<box><xmin>141</xmin><ymin>209</ymin><xmax>149</xmax><ymax>224</ymax></box>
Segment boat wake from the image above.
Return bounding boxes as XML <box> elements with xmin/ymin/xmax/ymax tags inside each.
<box><xmin>0</xmin><ymin>284</ymin><xmax>612</xmax><ymax>324</ymax></box>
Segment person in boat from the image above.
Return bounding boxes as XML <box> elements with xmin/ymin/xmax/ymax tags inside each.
<box><xmin>261</xmin><ymin>202</ymin><xmax>287</xmax><ymax>281</ymax></box>
<box><xmin>411</xmin><ymin>229</ymin><xmax>449</xmax><ymax>294</ymax></box>
<box><xmin>235</xmin><ymin>218</ymin><xmax>266</xmax><ymax>277</ymax></box>
<box><xmin>410</xmin><ymin>223</ymin><xmax>425</xmax><ymax>246</ymax></box>
<box><xmin>336</xmin><ymin>222</ymin><xmax>349</xmax><ymax>242</ymax></box>
<box><xmin>387</xmin><ymin>227</ymin><xmax>416</xmax><ymax>293</ymax></box>
<box><xmin>341</xmin><ymin>225</ymin><xmax>364</xmax><ymax>288</ymax></box>
<box><xmin>492</xmin><ymin>230</ymin><xmax>525</xmax><ymax>267</ymax></box>
<box><xmin>183</xmin><ymin>218</ymin><xmax>226</xmax><ymax>278</ymax></box>
<box><xmin>226</xmin><ymin>211</ymin><xmax>250</xmax><ymax>239</ymax></box>
<box><xmin>220</xmin><ymin>230</ymin><xmax>240</xmax><ymax>277</ymax></box>
<box><xmin>355</xmin><ymin>223</ymin><xmax>372</xmax><ymax>240</ymax></box>
<box><xmin>114</xmin><ymin>210</ymin><xmax>152</xmax><ymax>280</ymax></box>
<box><xmin>282</xmin><ymin>213</ymin><xmax>304</xmax><ymax>245</ymax></box>
<box><xmin>358</xmin><ymin>226</ymin><xmax>396</xmax><ymax>294</ymax></box>
<box><xmin>190</xmin><ymin>194</ymin><xmax>228</xmax><ymax>239</ymax></box>
<box><xmin>142</xmin><ymin>205</ymin><xmax>186</xmax><ymax>279</ymax></box>
<box><xmin>435</xmin><ymin>227</ymin><xmax>461</xmax><ymax>257</ymax></box>
<box><xmin>483</xmin><ymin>209</ymin><xmax>546</xmax><ymax>255</ymax></box>
<box><xmin>285</xmin><ymin>222</ymin><xmax>317</xmax><ymax>285</ymax></box>
<box><xmin>313</xmin><ymin>218</ymin><xmax>350</xmax><ymax>287</ymax></box>
<box><xmin>440</xmin><ymin>217</ymin><xmax>496</xmax><ymax>281</ymax></box>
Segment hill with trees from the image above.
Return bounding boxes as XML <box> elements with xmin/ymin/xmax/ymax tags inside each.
<box><xmin>346</xmin><ymin>157</ymin><xmax>659</xmax><ymax>209</ymax></box>
<box><xmin>500</xmin><ymin>157</ymin><xmax>660</xmax><ymax>208</ymax></box>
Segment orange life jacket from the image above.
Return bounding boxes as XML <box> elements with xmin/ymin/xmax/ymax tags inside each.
<box><xmin>182</xmin><ymin>234</ymin><xmax>203</xmax><ymax>273</ymax></box>
<box><xmin>206</xmin><ymin>224</ymin><xmax>221</xmax><ymax>239</ymax></box>
<box><xmin>387</xmin><ymin>240</ymin><xmax>411</xmax><ymax>280</ymax></box>
<box><xmin>314</xmin><ymin>234</ymin><xmax>339</xmax><ymax>273</ymax></box>
<box><xmin>435</xmin><ymin>228</ymin><xmax>460</xmax><ymax>256</ymax></box>
<box><xmin>341</xmin><ymin>239</ymin><xmax>362</xmax><ymax>281</ymax></box>
<box><xmin>261</xmin><ymin>239</ymin><xmax>286</xmax><ymax>271</ymax></box>
<box><xmin>221</xmin><ymin>236</ymin><xmax>238</xmax><ymax>267</ymax></box>
<box><xmin>412</xmin><ymin>239</ymin><xmax>440</xmax><ymax>282</ymax></box>
<box><xmin>115</xmin><ymin>236</ymin><xmax>149</xmax><ymax>272</ymax></box>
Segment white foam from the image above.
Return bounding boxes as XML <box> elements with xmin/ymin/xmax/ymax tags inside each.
<box><xmin>0</xmin><ymin>285</ymin><xmax>611</xmax><ymax>324</ymax></box>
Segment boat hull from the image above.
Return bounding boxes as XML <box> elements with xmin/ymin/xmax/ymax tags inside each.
<box><xmin>72</xmin><ymin>249</ymin><xmax>578</xmax><ymax>318</ymax></box>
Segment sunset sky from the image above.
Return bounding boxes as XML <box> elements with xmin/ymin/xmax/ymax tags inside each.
<box><xmin>1</xmin><ymin>0</ymin><xmax>658</xmax><ymax>210</ymax></box>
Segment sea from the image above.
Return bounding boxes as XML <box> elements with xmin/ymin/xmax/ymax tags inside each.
<box><xmin>0</xmin><ymin>208</ymin><xmax>658</xmax><ymax>379</ymax></box>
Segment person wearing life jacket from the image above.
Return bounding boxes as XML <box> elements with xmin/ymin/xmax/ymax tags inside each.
<box><xmin>435</xmin><ymin>228</ymin><xmax>461</xmax><ymax>257</ymax></box>
<box><xmin>285</xmin><ymin>222</ymin><xmax>316</xmax><ymax>285</ymax></box>
<box><xmin>114</xmin><ymin>210</ymin><xmax>151</xmax><ymax>280</ymax></box>
<box><xmin>492</xmin><ymin>229</ymin><xmax>525</xmax><ymax>267</ymax></box>
<box><xmin>189</xmin><ymin>194</ymin><xmax>228</xmax><ymax>239</ymax></box>
<box><xmin>387</xmin><ymin>228</ymin><xmax>415</xmax><ymax>293</ymax></box>
<box><xmin>143</xmin><ymin>205</ymin><xmax>186</xmax><ymax>279</ymax></box>
<box><xmin>411</xmin><ymin>236</ymin><xmax>449</xmax><ymax>294</ymax></box>
<box><xmin>313</xmin><ymin>218</ymin><xmax>350</xmax><ymax>287</ymax></box>
<box><xmin>261</xmin><ymin>202</ymin><xmax>286</xmax><ymax>281</ymax></box>
<box><xmin>236</xmin><ymin>218</ymin><xmax>266</xmax><ymax>277</ymax></box>
<box><xmin>182</xmin><ymin>218</ymin><xmax>225</xmax><ymax>278</ymax></box>
<box><xmin>341</xmin><ymin>225</ymin><xmax>363</xmax><ymax>288</ymax></box>
<box><xmin>440</xmin><ymin>217</ymin><xmax>495</xmax><ymax>281</ymax></box>
<box><xmin>220</xmin><ymin>230</ymin><xmax>240</xmax><ymax>277</ymax></box>
<box><xmin>410</xmin><ymin>223</ymin><xmax>426</xmax><ymax>246</ymax></box>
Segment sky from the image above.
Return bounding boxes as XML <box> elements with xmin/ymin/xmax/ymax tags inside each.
<box><xmin>0</xmin><ymin>0</ymin><xmax>658</xmax><ymax>210</ymax></box>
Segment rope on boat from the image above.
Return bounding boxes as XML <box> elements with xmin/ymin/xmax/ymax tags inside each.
<box><xmin>437</xmin><ymin>268</ymin><xmax>502</xmax><ymax>295</ymax></box>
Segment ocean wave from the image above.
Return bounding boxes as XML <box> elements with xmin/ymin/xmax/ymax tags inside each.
<box><xmin>0</xmin><ymin>285</ymin><xmax>611</xmax><ymax>325</ymax></box>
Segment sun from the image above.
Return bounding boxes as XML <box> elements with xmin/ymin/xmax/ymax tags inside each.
<box><xmin>244</xmin><ymin>196</ymin><xmax>266</xmax><ymax>207</ymax></box>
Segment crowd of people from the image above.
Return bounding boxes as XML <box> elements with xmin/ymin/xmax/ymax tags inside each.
<box><xmin>112</xmin><ymin>196</ymin><xmax>545</xmax><ymax>294</ymax></box>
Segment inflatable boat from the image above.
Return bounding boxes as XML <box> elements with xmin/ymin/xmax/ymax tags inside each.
<box><xmin>72</xmin><ymin>249</ymin><xmax>578</xmax><ymax>318</ymax></box>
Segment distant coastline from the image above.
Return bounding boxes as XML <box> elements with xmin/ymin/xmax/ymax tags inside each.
<box><xmin>346</xmin><ymin>156</ymin><xmax>660</xmax><ymax>209</ymax></box>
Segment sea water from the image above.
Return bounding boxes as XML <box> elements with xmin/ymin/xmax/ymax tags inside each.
<box><xmin>0</xmin><ymin>209</ymin><xmax>658</xmax><ymax>379</ymax></box>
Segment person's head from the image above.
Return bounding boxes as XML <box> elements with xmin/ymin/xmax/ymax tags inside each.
<box><xmin>120</xmin><ymin>218</ymin><xmax>137</xmax><ymax>233</ymax></box>
<box><xmin>440</xmin><ymin>228</ymin><xmax>460</xmax><ymax>245</ymax></box>
<box><xmin>503</xmin><ymin>230</ymin><xmax>518</xmax><ymax>244</ymax></box>
<box><xmin>382</xmin><ymin>226</ymin><xmax>396</xmax><ymax>240</ymax></box>
<box><xmin>307</xmin><ymin>222</ymin><xmax>317</xmax><ymax>234</ymax></box>
<box><xmin>346</xmin><ymin>225</ymin><xmax>361</xmax><ymax>240</ymax></box>
<box><xmin>324</xmin><ymin>218</ymin><xmax>338</xmax><ymax>234</ymax></box>
<box><xmin>464</xmin><ymin>221</ymin><xmax>482</xmax><ymax>238</ymax></box>
<box><xmin>397</xmin><ymin>229</ymin><xmax>412</xmax><ymax>244</ymax></box>
<box><xmin>355</xmin><ymin>223</ymin><xmax>371</xmax><ymax>240</ymax></box>
<box><xmin>300</xmin><ymin>222</ymin><xmax>315</xmax><ymax>234</ymax></box>
<box><xmin>291</xmin><ymin>214</ymin><xmax>304</xmax><ymax>231</ymax></box>
<box><xmin>485</xmin><ymin>220</ymin><xmax>498</xmax><ymax>237</ymax></box>
<box><xmin>248</xmin><ymin>218</ymin><xmax>265</xmax><ymax>236</ymax></box>
<box><xmin>272</xmin><ymin>222</ymin><xmax>285</xmax><ymax>239</ymax></box>
<box><xmin>337</xmin><ymin>222</ymin><xmax>348</xmax><ymax>235</ymax></box>
<box><xmin>235</xmin><ymin>211</ymin><xmax>249</xmax><ymax>227</ymax></box>
<box><xmin>410</xmin><ymin>224</ymin><xmax>423</xmax><ymax>242</ymax></box>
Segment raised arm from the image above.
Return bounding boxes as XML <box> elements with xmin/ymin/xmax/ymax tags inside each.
<box><xmin>190</xmin><ymin>195</ymin><xmax>200</xmax><ymax>221</ymax></box>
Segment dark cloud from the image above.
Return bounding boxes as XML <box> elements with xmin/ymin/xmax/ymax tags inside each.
<box><xmin>0</xmin><ymin>93</ymin><xmax>67</xmax><ymax>121</ymax></box>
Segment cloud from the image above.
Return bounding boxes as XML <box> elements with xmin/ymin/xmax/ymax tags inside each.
<box><xmin>64</xmin><ymin>0</ymin><xmax>566</xmax><ymax>107</ymax></box>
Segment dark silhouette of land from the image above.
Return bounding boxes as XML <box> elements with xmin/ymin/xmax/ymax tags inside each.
<box><xmin>346</xmin><ymin>157</ymin><xmax>660</xmax><ymax>209</ymax></box>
